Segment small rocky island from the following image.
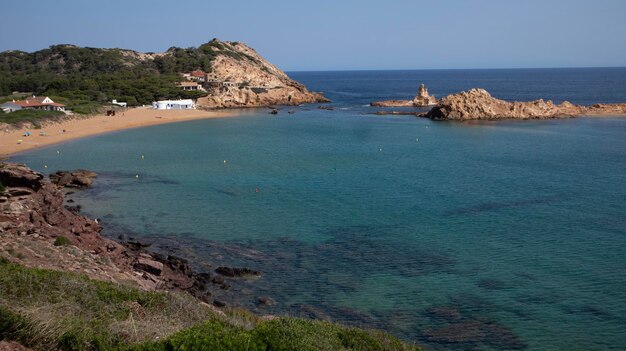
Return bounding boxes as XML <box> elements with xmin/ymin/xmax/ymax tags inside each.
<box><xmin>371</xmin><ymin>83</ymin><xmax>437</xmax><ymax>107</ymax></box>
<box><xmin>371</xmin><ymin>85</ymin><xmax>626</xmax><ymax>121</ymax></box>
<box><xmin>425</xmin><ymin>88</ymin><xmax>626</xmax><ymax>120</ymax></box>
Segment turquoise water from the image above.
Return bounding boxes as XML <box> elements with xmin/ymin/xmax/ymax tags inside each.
<box><xmin>12</xmin><ymin>69</ymin><xmax>626</xmax><ymax>350</ymax></box>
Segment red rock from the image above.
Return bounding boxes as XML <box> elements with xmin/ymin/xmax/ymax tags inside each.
<box><xmin>134</xmin><ymin>257</ymin><xmax>164</xmax><ymax>276</ymax></box>
<box><xmin>426</xmin><ymin>88</ymin><xmax>626</xmax><ymax>120</ymax></box>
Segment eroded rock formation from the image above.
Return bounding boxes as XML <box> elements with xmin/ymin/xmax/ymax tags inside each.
<box><xmin>195</xmin><ymin>41</ymin><xmax>330</xmax><ymax>108</ymax></box>
<box><xmin>49</xmin><ymin>169</ymin><xmax>98</xmax><ymax>188</ymax></box>
<box><xmin>413</xmin><ymin>84</ymin><xmax>438</xmax><ymax>106</ymax></box>
<box><xmin>371</xmin><ymin>83</ymin><xmax>437</xmax><ymax>107</ymax></box>
<box><xmin>426</xmin><ymin>88</ymin><xmax>626</xmax><ymax>120</ymax></box>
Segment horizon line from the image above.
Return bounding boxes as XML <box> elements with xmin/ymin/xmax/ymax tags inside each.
<box><xmin>285</xmin><ymin>66</ymin><xmax>626</xmax><ymax>73</ymax></box>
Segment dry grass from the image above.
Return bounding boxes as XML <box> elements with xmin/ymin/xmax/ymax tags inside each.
<box><xmin>0</xmin><ymin>257</ymin><xmax>421</xmax><ymax>351</ymax></box>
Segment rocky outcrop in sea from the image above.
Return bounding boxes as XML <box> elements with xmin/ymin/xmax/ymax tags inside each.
<box><xmin>371</xmin><ymin>83</ymin><xmax>437</xmax><ymax>107</ymax></box>
<box><xmin>425</xmin><ymin>88</ymin><xmax>626</xmax><ymax>120</ymax></box>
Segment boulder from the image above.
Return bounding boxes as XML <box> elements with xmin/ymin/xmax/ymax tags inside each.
<box><xmin>50</xmin><ymin>169</ymin><xmax>97</xmax><ymax>188</ymax></box>
<box><xmin>134</xmin><ymin>257</ymin><xmax>164</xmax><ymax>276</ymax></box>
<box><xmin>6</xmin><ymin>187</ymin><xmax>34</xmax><ymax>197</ymax></box>
<box><xmin>213</xmin><ymin>300</ymin><xmax>227</xmax><ymax>307</ymax></box>
<box><xmin>166</xmin><ymin>255</ymin><xmax>192</xmax><ymax>276</ymax></box>
<box><xmin>0</xmin><ymin>163</ymin><xmax>44</xmax><ymax>191</ymax></box>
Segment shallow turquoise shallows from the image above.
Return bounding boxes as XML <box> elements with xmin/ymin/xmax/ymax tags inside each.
<box><xmin>12</xmin><ymin>69</ymin><xmax>626</xmax><ymax>350</ymax></box>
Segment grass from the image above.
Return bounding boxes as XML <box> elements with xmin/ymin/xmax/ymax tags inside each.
<box><xmin>53</xmin><ymin>236</ymin><xmax>72</xmax><ymax>247</ymax></box>
<box><xmin>0</xmin><ymin>257</ymin><xmax>421</xmax><ymax>351</ymax></box>
<box><xmin>0</xmin><ymin>109</ymin><xmax>65</xmax><ymax>126</ymax></box>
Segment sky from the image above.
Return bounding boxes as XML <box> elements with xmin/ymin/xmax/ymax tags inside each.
<box><xmin>1</xmin><ymin>0</ymin><xmax>625</xmax><ymax>71</ymax></box>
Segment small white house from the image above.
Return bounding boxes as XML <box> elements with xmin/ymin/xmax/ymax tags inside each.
<box><xmin>0</xmin><ymin>96</ymin><xmax>65</xmax><ymax>112</ymax></box>
<box><xmin>152</xmin><ymin>99</ymin><xmax>196</xmax><ymax>110</ymax></box>
<box><xmin>111</xmin><ymin>99</ymin><xmax>127</xmax><ymax>108</ymax></box>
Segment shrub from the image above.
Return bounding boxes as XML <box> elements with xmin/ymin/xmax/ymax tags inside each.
<box><xmin>0</xmin><ymin>109</ymin><xmax>64</xmax><ymax>126</ymax></box>
<box><xmin>0</xmin><ymin>258</ymin><xmax>421</xmax><ymax>351</ymax></box>
<box><xmin>53</xmin><ymin>236</ymin><xmax>72</xmax><ymax>246</ymax></box>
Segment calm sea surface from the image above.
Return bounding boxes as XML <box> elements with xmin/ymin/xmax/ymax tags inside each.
<box><xmin>12</xmin><ymin>68</ymin><xmax>626</xmax><ymax>350</ymax></box>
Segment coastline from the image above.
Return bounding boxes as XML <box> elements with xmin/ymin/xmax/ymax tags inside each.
<box><xmin>0</xmin><ymin>107</ymin><xmax>247</xmax><ymax>157</ymax></box>
<box><xmin>0</xmin><ymin>165</ymin><xmax>420</xmax><ymax>350</ymax></box>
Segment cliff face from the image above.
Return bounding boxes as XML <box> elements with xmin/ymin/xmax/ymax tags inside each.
<box><xmin>194</xmin><ymin>41</ymin><xmax>329</xmax><ymax>108</ymax></box>
<box><xmin>426</xmin><ymin>88</ymin><xmax>626</xmax><ymax>120</ymax></box>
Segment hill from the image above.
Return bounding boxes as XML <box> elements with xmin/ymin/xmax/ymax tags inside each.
<box><xmin>0</xmin><ymin>39</ymin><xmax>327</xmax><ymax>110</ymax></box>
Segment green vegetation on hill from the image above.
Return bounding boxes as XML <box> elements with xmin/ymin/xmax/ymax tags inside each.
<box><xmin>0</xmin><ymin>39</ymin><xmax>255</xmax><ymax>109</ymax></box>
<box><xmin>0</xmin><ymin>256</ymin><xmax>420</xmax><ymax>351</ymax></box>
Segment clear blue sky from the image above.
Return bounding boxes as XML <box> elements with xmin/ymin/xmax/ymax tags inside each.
<box><xmin>1</xmin><ymin>0</ymin><xmax>625</xmax><ymax>71</ymax></box>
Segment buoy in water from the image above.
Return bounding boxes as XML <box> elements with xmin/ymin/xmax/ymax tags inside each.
<box><xmin>56</xmin><ymin>150</ymin><xmax>60</xmax><ymax>154</ymax></box>
<box><xmin>135</xmin><ymin>174</ymin><xmax>139</xmax><ymax>179</ymax></box>
<box><xmin>255</xmin><ymin>187</ymin><xmax>260</xmax><ymax>193</ymax></box>
<box><xmin>141</xmin><ymin>155</ymin><xmax>145</xmax><ymax>160</ymax></box>
<box><xmin>223</xmin><ymin>160</ymin><xmax>227</xmax><ymax>164</ymax></box>
<box><xmin>379</xmin><ymin>148</ymin><xmax>382</xmax><ymax>152</ymax></box>
<box><xmin>44</xmin><ymin>165</ymin><xmax>48</xmax><ymax>169</ymax></box>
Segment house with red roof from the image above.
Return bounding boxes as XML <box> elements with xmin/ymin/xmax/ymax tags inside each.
<box><xmin>0</xmin><ymin>96</ymin><xmax>65</xmax><ymax>113</ymax></box>
<box><xmin>189</xmin><ymin>70</ymin><xmax>207</xmax><ymax>83</ymax></box>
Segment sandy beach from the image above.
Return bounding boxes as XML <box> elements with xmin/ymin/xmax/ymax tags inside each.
<box><xmin>0</xmin><ymin>107</ymin><xmax>243</xmax><ymax>157</ymax></box>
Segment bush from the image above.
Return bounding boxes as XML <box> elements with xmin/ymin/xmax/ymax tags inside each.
<box><xmin>0</xmin><ymin>109</ymin><xmax>64</xmax><ymax>125</ymax></box>
<box><xmin>0</xmin><ymin>258</ymin><xmax>421</xmax><ymax>351</ymax></box>
<box><xmin>53</xmin><ymin>236</ymin><xmax>72</xmax><ymax>246</ymax></box>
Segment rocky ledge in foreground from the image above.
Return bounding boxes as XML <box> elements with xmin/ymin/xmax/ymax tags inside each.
<box><xmin>425</xmin><ymin>88</ymin><xmax>626</xmax><ymax>120</ymax></box>
<box><xmin>371</xmin><ymin>83</ymin><xmax>437</xmax><ymax>107</ymax></box>
<box><xmin>0</xmin><ymin>163</ymin><xmax>261</xmax><ymax>307</ymax></box>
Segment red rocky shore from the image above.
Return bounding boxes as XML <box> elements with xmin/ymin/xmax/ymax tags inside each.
<box><xmin>0</xmin><ymin>162</ymin><xmax>260</xmax><ymax>307</ymax></box>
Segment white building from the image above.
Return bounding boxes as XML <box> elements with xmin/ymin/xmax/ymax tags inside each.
<box><xmin>152</xmin><ymin>99</ymin><xmax>196</xmax><ymax>110</ymax></box>
<box><xmin>175</xmin><ymin>81</ymin><xmax>204</xmax><ymax>91</ymax></box>
<box><xmin>111</xmin><ymin>99</ymin><xmax>127</xmax><ymax>108</ymax></box>
<box><xmin>0</xmin><ymin>96</ymin><xmax>65</xmax><ymax>113</ymax></box>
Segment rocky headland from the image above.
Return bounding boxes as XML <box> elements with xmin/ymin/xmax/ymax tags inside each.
<box><xmin>425</xmin><ymin>88</ymin><xmax>626</xmax><ymax>120</ymax></box>
<box><xmin>193</xmin><ymin>40</ymin><xmax>329</xmax><ymax>108</ymax></box>
<box><xmin>371</xmin><ymin>83</ymin><xmax>437</xmax><ymax>107</ymax></box>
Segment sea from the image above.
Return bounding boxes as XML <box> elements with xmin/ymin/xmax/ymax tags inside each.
<box><xmin>11</xmin><ymin>68</ymin><xmax>626</xmax><ymax>350</ymax></box>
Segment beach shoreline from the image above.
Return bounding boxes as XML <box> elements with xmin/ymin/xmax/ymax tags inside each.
<box><xmin>1</xmin><ymin>107</ymin><xmax>249</xmax><ymax>157</ymax></box>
